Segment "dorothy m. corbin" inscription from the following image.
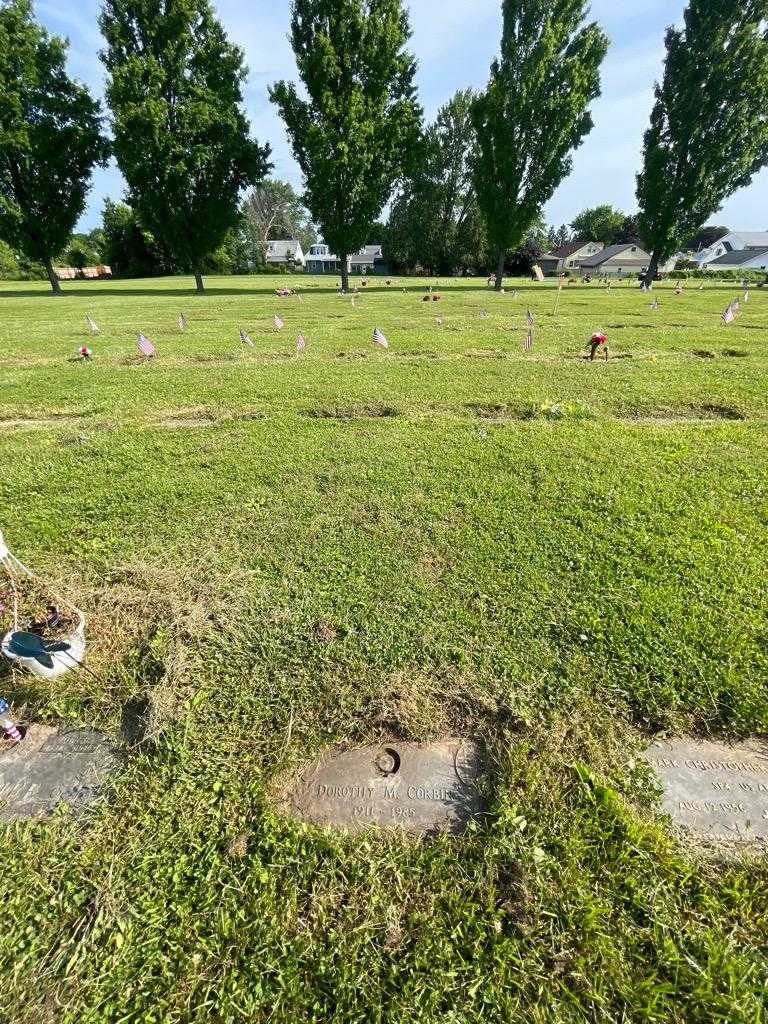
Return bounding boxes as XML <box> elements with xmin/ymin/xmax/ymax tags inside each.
<box><xmin>286</xmin><ymin>739</ymin><xmax>485</xmax><ymax>836</ymax></box>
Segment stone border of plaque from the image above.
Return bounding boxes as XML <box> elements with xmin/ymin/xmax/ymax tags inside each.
<box><xmin>0</xmin><ymin>724</ymin><xmax>122</xmax><ymax>820</ymax></box>
<box><xmin>283</xmin><ymin>737</ymin><xmax>486</xmax><ymax>837</ymax></box>
<box><xmin>643</xmin><ymin>737</ymin><xmax>768</xmax><ymax>848</ymax></box>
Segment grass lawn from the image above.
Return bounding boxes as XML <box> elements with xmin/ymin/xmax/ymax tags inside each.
<box><xmin>0</xmin><ymin>273</ymin><xmax>766</xmax><ymax>1023</ymax></box>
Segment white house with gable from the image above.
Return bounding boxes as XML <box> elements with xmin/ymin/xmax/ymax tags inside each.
<box><xmin>265</xmin><ymin>240</ymin><xmax>305</xmax><ymax>268</ymax></box>
<box><xmin>695</xmin><ymin>231</ymin><xmax>768</xmax><ymax>269</ymax></box>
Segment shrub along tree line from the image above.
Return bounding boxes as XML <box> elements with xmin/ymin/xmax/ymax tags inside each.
<box><xmin>1</xmin><ymin>0</ymin><xmax>768</xmax><ymax>292</ymax></box>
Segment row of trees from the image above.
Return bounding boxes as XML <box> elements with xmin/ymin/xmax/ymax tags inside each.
<box><xmin>2</xmin><ymin>0</ymin><xmax>768</xmax><ymax>294</ymax></box>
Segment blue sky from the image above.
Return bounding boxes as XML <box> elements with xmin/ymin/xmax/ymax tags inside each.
<box><xmin>37</xmin><ymin>0</ymin><xmax>768</xmax><ymax>234</ymax></box>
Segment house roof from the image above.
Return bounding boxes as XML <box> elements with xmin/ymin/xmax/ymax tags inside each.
<box><xmin>580</xmin><ymin>243</ymin><xmax>648</xmax><ymax>268</ymax></box>
<box><xmin>266</xmin><ymin>240</ymin><xmax>303</xmax><ymax>261</ymax></box>
<box><xmin>731</xmin><ymin>231</ymin><xmax>768</xmax><ymax>248</ymax></box>
<box><xmin>544</xmin><ymin>241</ymin><xmax>590</xmax><ymax>260</ymax></box>
<box><xmin>706</xmin><ymin>247</ymin><xmax>768</xmax><ymax>267</ymax></box>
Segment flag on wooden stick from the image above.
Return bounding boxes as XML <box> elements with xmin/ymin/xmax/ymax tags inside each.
<box><xmin>296</xmin><ymin>333</ymin><xmax>306</xmax><ymax>353</ymax></box>
<box><xmin>274</xmin><ymin>314</ymin><xmax>284</xmax><ymax>330</ymax></box>
<box><xmin>523</xmin><ymin>328</ymin><xmax>533</xmax><ymax>352</ymax></box>
<box><xmin>85</xmin><ymin>315</ymin><xmax>99</xmax><ymax>335</ymax></box>
<box><xmin>650</xmin><ymin>298</ymin><xmax>659</xmax><ymax>311</ymax></box>
<box><xmin>177</xmin><ymin>313</ymin><xmax>188</xmax><ymax>330</ymax></box>
<box><xmin>722</xmin><ymin>304</ymin><xmax>736</xmax><ymax>325</ymax></box>
<box><xmin>372</xmin><ymin>327</ymin><xmax>389</xmax><ymax>349</ymax></box>
<box><xmin>138</xmin><ymin>332</ymin><xmax>156</xmax><ymax>357</ymax></box>
<box><xmin>526</xmin><ymin>308</ymin><xmax>534</xmax><ymax>327</ymax></box>
<box><xmin>239</xmin><ymin>328</ymin><xmax>254</xmax><ymax>348</ymax></box>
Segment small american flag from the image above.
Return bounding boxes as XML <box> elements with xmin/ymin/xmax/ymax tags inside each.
<box><xmin>296</xmin><ymin>333</ymin><xmax>306</xmax><ymax>352</ymax></box>
<box><xmin>731</xmin><ymin>298</ymin><xmax>740</xmax><ymax>312</ymax></box>
<box><xmin>239</xmin><ymin>328</ymin><xmax>254</xmax><ymax>348</ymax></box>
<box><xmin>722</xmin><ymin>304</ymin><xmax>735</xmax><ymax>325</ymax></box>
<box><xmin>351</xmin><ymin>297</ymin><xmax>356</xmax><ymax>307</ymax></box>
<box><xmin>523</xmin><ymin>328</ymin><xmax>533</xmax><ymax>352</ymax></box>
<box><xmin>372</xmin><ymin>327</ymin><xmax>389</xmax><ymax>349</ymax></box>
<box><xmin>85</xmin><ymin>315</ymin><xmax>99</xmax><ymax>335</ymax></box>
<box><xmin>177</xmin><ymin>313</ymin><xmax>188</xmax><ymax>330</ymax></box>
<box><xmin>651</xmin><ymin>298</ymin><xmax>659</xmax><ymax>311</ymax></box>
<box><xmin>744</xmin><ymin>290</ymin><xmax>750</xmax><ymax>303</ymax></box>
<box><xmin>138</xmin><ymin>332</ymin><xmax>156</xmax><ymax>357</ymax></box>
<box><xmin>526</xmin><ymin>308</ymin><xmax>534</xmax><ymax>327</ymax></box>
<box><xmin>274</xmin><ymin>314</ymin><xmax>284</xmax><ymax>330</ymax></box>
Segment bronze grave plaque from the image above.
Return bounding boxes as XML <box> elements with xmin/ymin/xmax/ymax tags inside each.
<box><xmin>285</xmin><ymin>738</ymin><xmax>485</xmax><ymax>836</ymax></box>
<box><xmin>0</xmin><ymin>724</ymin><xmax>121</xmax><ymax>820</ymax></box>
<box><xmin>643</xmin><ymin>737</ymin><xmax>768</xmax><ymax>843</ymax></box>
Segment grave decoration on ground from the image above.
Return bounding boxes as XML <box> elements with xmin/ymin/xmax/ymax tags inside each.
<box><xmin>0</xmin><ymin>724</ymin><xmax>121</xmax><ymax>820</ymax></box>
<box><xmin>372</xmin><ymin>327</ymin><xmax>389</xmax><ymax>349</ymax></box>
<box><xmin>0</xmin><ymin>530</ymin><xmax>86</xmax><ymax>681</ymax></box>
<box><xmin>588</xmin><ymin>331</ymin><xmax>609</xmax><ymax>361</ymax></box>
<box><xmin>275</xmin><ymin>288</ymin><xmax>293</xmax><ymax>298</ymax></box>
<box><xmin>73</xmin><ymin>346</ymin><xmax>92</xmax><ymax>362</ymax></box>
<box><xmin>644</xmin><ymin>737</ymin><xmax>768</xmax><ymax>845</ymax></box>
<box><xmin>137</xmin><ymin>332</ymin><xmax>156</xmax><ymax>357</ymax></box>
<box><xmin>284</xmin><ymin>738</ymin><xmax>486</xmax><ymax>836</ymax></box>
<box><xmin>0</xmin><ymin>698</ymin><xmax>22</xmax><ymax>742</ymax></box>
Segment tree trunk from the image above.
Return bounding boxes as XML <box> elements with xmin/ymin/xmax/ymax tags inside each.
<box><xmin>194</xmin><ymin>269</ymin><xmax>204</xmax><ymax>294</ymax></box>
<box><xmin>44</xmin><ymin>257</ymin><xmax>62</xmax><ymax>295</ymax></box>
<box><xmin>340</xmin><ymin>255</ymin><xmax>350</xmax><ymax>294</ymax></box>
<box><xmin>643</xmin><ymin>254</ymin><xmax>659</xmax><ymax>289</ymax></box>
<box><xmin>494</xmin><ymin>250</ymin><xmax>505</xmax><ymax>292</ymax></box>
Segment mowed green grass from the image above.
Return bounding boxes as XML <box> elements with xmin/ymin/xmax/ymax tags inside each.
<box><xmin>0</xmin><ymin>274</ymin><xmax>766</xmax><ymax>1023</ymax></box>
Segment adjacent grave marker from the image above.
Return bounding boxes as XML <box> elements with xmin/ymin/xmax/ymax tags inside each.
<box><xmin>0</xmin><ymin>724</ymin><xmax>121</xmax><ymax>820</ymax></box>
<box><xmin>285</xmin><ymin>738</ymin><xmax>485</xmax><ymax>836</ymax></box>
<box><xmin>643</xmin><ymin>737</ymin><xmax>768</xmax><ymax>843</ymax></box>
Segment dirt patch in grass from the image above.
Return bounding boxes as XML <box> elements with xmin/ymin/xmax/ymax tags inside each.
<box><xmin>466</xmin><ymin>402</ymin><xmax>534</xmax><ymax>421</ymax></box>
<box><xmin>691</xmin><ymin>350</ymin><xmax>717</xmax><ymax>359</ymax></box>
<box><xmin>0</xmin><ymin>416</ymin><xmax>86</xmax><ymax>430</ymax></box>
<box><xmin>153</xmin><ymin>411</ymin><xmax>217</xmax><ymax>429</ymax></box>
<box><xmin>395</xmin><ymin>350</ymin><xmax>439</xmax><ymax>359</ymax></box>
<box><xmin>465</xmin><ymin>349</ymin><xmax>507</xmax><ymax>359</ymax></box>
<box><xmin>334</xmin><ymin>351</ymin><xmax>369</xmax><ymax>360</ymax></box>
<box><xmin>623</xmin><ymin>403</ymin><xmax>746</xmax><ymax>423</ymax></box>
<box><xmin>722</xmin><ymin>349</ymin><xmax>749</xmax><ymax>358</ymax></box>
<box><xmin>306</xmin><ymin>405</ymin><xmax>401</xmax><ymax>420</ymax></box>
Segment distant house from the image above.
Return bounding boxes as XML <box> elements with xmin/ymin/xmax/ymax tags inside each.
<box><xmin>695</xmin><ymin>231</ymin><xmax>768</xmax><ymax>268</ymax></box>
<box><xmin>265</xmin><ymin>240</ymin><xmax>304</xmax><ymax>268</ymax></box>
<box><xmin>579</xmin><ymin>243</ymin><xmax>653</xmax><ymax>277</ymax></box>
<box><xmin>703</xmin><ymin>248</ymin><xmax>768</xmax><ymax>272</ymax></box>
<box><xmin>539</xmin><ymin>240</ymin><xmax>604</xmax><ymax>276</ymax></box>
<box><xmin>54</xmin><ymin>265</ymin><xmax>112</xmax><ymax>280</ymax></box>
<box><xmin>304</xmin><ymin>243</ymin><xmax>389</xmax><ymax>275</ymax></box>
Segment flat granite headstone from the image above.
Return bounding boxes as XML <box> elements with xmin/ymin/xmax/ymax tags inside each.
<box><xmin>643</xmin><ymin>738</ymin><xmax>768</xmax><ymax>843</ymax></box>
<box><xmin>0</xmin><ymin>724</ymin><xmax>121</xmax><ymax>820</ymax></box>
<box><xmin>285</xmin><ymin>738</ymin><xmax>485</xmax><ymax>836</ymax></box>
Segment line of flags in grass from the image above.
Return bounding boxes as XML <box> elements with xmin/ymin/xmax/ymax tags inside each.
<box><xmin>722</xmin><ymin>291</ymin><xmax>749</xmax><ymax>324</ymax></box>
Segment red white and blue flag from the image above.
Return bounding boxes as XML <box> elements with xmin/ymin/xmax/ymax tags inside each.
<box><xmin>85</xmin><ymin>315</ymin><xmax>99</xmax><ymax>335</ymax></box>
<box><xmin>523</xmin><ymin>328</ymin><xmax>533</xmax><ymax>352</ymax></box>
<box><xmin>526</xmin><ymin>308</ymin><xmax>534</xmax><ymax>327</ymax></box>
<box><xmin>239</xmin><ymin>328</ymin><xmax>254</xmax><ymax>347</ymax></box>
<box><xmin>178</xmin><ymin>313</ymin><xmax>188</xmax><ymax>330</ymax></box>
<box><xmin>372</xmin><ymin>327</ymin><xmax>389</xmax><ymax>349</ymax></box>
<box><xmin>274</xmin><ymin>314</ymin><xmax>284</xmax><ymax>330</ymax></box>
<box><xmin>138</xmin><ymin>332</ymin><xmax>156</xmax><ymax>357</ymax></box>
<box><xmin>296</xmin><ymin>333</ymin><xmax>306</xmax><ymax>352</ymax></box>
<box><xmin>722</xmin><ymin>304</ymin><xmax>735</xmax><ymax>325</ymax></box>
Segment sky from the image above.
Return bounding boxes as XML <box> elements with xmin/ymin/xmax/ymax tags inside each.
<box><xmin>36</xmin><ymin>0</ymin><xmax>768</xmax><ymax>235</ymax></box>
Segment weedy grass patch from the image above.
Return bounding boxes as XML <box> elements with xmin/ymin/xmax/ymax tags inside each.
<box><xmin>0</xmin><ymin>274</ymin><xmax>766</xmax><ymax>1023</ymax></box>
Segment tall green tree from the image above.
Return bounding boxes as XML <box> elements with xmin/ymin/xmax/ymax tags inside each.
<box><xmin>270</xmin><ymin>0</ymin><xmax>421</xmax><ymax>293</ymax></box>
<box><xmin>385</xmin><ymin>90</ymin><xmax>486</xmax><ymax>276</ymax></box>
<box><xmin>100</xmin><ymin>0</ymin><xmax>271</xmax><ymax>294</ymax></box>
<box><xmin>637</xmin><ymin>0</ymin><xmax>768</xmax><ymax>285</ymax></box>
<box><xmin>471</xmin><ymin>0</ymin><xmax>607</xmax><ymax>291</ymax></box>
<box><xmin>101</xmin><ymin>199</ymin><xmax>169</xmax><ymax>278</ymax></box>
<box><xmin>0</xmin><ymin>0</ymin><xmax>108</xmax><ymax>294</ymax></box>
<box><xmin>570</xmin><ymin>204</ymin><xmax>626</xmax><ymax>245</ymax></box>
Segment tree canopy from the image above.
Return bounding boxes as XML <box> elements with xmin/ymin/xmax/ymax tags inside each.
<box><xmin>100</xmin><ymin>0</ymin><xmax>271</xmax><ymax>293</ymax></box>
<box><xmin>0</xmin><ymin>0</ymin><xmax>108</xmax><ymax>293</ymax></box>
<box><xmin>270</xmin><ymin>0</ymin><xmax>421</xmax><ymax>292</ymax></box>
<box><xmin>637</xmin><ymin>0</ymin><xmax>768</xmax><ymax>283</ymax></box>
<box><xmin>570</xmin><ymin>204</ymin><xmax>626</xmax><ymax>245</ymax></box>
<box><xmin>471</xmin><ymin>0</ymin><xmax>608</xmax><ymax>290</ymax></box>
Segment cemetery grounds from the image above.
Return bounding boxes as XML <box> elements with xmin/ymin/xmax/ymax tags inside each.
<box><xmin>0</xmin><ymin>273</ymin><xmax>766</xmax><ymax>1023</ymax></box>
